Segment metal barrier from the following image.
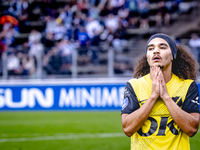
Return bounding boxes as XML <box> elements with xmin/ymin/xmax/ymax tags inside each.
<box><xmin>0</xmin><ymin>46</ymin><xmax>119</xmax><ymax>79</ymax></box>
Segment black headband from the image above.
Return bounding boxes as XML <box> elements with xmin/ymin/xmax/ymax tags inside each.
<box><xmin>146</xmin><ymin>33</ymin><xmax>177</xmax><ymax>59</ymax></box>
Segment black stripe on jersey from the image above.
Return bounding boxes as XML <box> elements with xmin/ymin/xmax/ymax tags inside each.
<box><xmin>182</xmin><ymin>81</ymin><xmax>200</xmax><ymax>113</ymax></box>
<box><xmin>121</xmin><ymin>82</ymin><xmax>140</xmax><ymax>115</ymax></box>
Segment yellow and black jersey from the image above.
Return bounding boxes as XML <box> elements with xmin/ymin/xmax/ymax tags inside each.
<box><xmin>121</xmin><ymin>73</ymin><xmax>200</xmax><ymax>150</ymax></box>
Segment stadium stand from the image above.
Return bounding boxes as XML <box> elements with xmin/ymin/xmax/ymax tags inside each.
<box><xmin>0</xmin><ymin>0</ymin><xmax>199</xmax><ymax>79</ymax></box>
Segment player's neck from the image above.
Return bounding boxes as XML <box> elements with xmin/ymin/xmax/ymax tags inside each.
<box><xmin>163</xmin><ymin>71</ymin><xmax>172</xmax><ymax>83</ymax></box>
<box><xmin>162</xmin><ymin>66</ymin><xmax>172</xmax><ymax>83</ymax></box>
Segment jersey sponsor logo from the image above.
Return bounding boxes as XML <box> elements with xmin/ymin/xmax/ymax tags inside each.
<box><xmin>122</xmin><ymin>98</ymin><xmax>128</xmax><ymax>110</ymax></box>
<box><xmin>139</xmin><ymin>99</ymin><xmax>147</xmax><ymax>105</ymax></box>
<box><xmin>191</xmin><ymin>96</ymin><xmax>199</xmax><ymax>105</ymax></box>
<box><xmin>137</xmin><ymin>117</ymin><xmax>179</xmax><ymax>136</ymax></box>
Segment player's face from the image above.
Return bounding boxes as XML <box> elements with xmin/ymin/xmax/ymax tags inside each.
<box><xmin>146</xmin><ymin>38</ymin><xmax>173</xmax><ymax>69</ymax></box>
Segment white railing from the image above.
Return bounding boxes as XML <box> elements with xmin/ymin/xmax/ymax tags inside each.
<box><xmin>0</xmin><ymin>46</ymin><xmax>118</xmax><ymax>80</ymax></box>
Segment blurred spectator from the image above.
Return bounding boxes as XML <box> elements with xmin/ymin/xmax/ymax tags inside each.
<box><xmin>77</xmin><ymin>26</ymin><xmax>90</xmax><ymax>63</ymax></box>
<box><xmin>156</xmin><ymin>0</ymin><xmax>170</xmax><ymax>27</ymax></box>
<box><xmin>88</xmin><ymin>3</ymin><xmax>100</xmax><ymax>19</ymax></box>
<box><xmin>59</xmin><ymin>39</ymin><xmax>73</xmax><ymax>74</ymax></box>
<box><xmin>117</xmin><ymin>6</ymin><xmax>129</xmax><ymax>23</ymax></box>
<box><xmin>99</xmin><ymin>0</ymin><xmax>110</xmax><ymax>17</ymax></box>
<box><xmin>188</xmin><ymin>33</ymin><xmax>200</xmax><ymax>62</ymax></box>
<box><xmin>29</xmin><ymin>41</ymin><xmax>44</xmax><ymax>60</ymax></box>
<box><xmin>89</xmin><ymin>29</ymin><xmax>101</xmax><ymax>65</ymax></box>
<box><xmin>89</xmin><ymin>0</ymin><xmax>101</xmax><ymax>6</ymax></box>
<box><xmin>0</xmin><ymin>15</ymin><xmax>19</xmax><ymax>32</ymax></box>
<box><xmin>77</xmin><ymin>0</ymin><xmax>89</xmax><ymax>14</ymax></box>
<box><xmin>45</xmin><ymin>16</ymin><xmax>57</xmax><ymax>34</ymax></box>
<box><xmin>73</xmin><ymin>12</ymin><xmax>81</xmax><ymax>41</ymax></box>
<box><xmin>28</xmin><ymin>29</ymin><xmax>42</xmax><ymax>46</ymax></box>
<box><xmin>0</xmin><ymin>23</ymin><xmax>18</xmax><ymax>47</ymax></box>
<box><xmin>108</xmin><ymin>0</ymin><xmax>125</xmax><ymax>15</ymax></box>
<box><xmin>42</xmin><ymin>32</ymin><xmax>55</xmax><ymax>53</ymax></box>
<box><xmin>165</xmin><ymin>0</ymin><xmax>180</xmax><ymax>14</ymax></box>
<box><xmin>78</xmin><ymin>26</ymin><xmax>90</xmax><ymax>48</ymax></box>
<box><xmin>7</xmin><ymin>52</ymin><xmax>21</xmax><ymax>75</ymax></box>
<box><xmin>43</xmin><ymin>0</ymin><xmax>57</xmax><ymax>18</ymax></box>
<box><xmin>22</xmin><ymin>54</ymin><xmax>36</xmax><ymax>75</ymax></box>
<box><xmin>53</xmin><ymin>21</ymin><xmax>66</xmax><ymax>42</ymax></box>
<box><xmin>58</xmin><ymin>38</ymin><xmax>73</xmax><ymax>66</ymax></box>
<box><xmin>87</xmin><ymin>16</ymin><xmax>102</xmax><ymax>64</ymax></box>
<box><xmin>6</xmin><ymin>0</ymin><xmax>29</xmax><ymax>32</ymax></box>
<box><xmin>0</xmin><ymin>0</ymin><xmax>186</xmax><ymax>77</ymax></box>
<box><xmin>137</xmin><ymin>0</ymin><xmax>150</xmax><ymax>29</ymax></box>
<box><xmin>112</xmin><ymin>20</ymin><xmax>128</xmax><ymax>53</ymax></box>
<box><xmin>16</xmin><ymin>51</ymin><xmax>28</xmax><ymax>75</ymax></box>
<box><xmin>43</xmin><ymin>49</ymin><xmax>52</xmax><ymax>74</ymax></box>
<box><xmin>124</xmin><ymin>0</ymin><xmax>138</xmax><ymax>28</ymax></box>
<box><xmin>17</xmin><ymin>42</ymin><xmax>29</xmax><ymax>54</ymax></box>
<box><xmin>80</xmin><ymin>13</ymin><xmax>88</xmax><ymax>27</ymax></box>
<box><xmin>43</xmin><ymin>47</ymin><xmax>62</xmax><ymax>74</ymax></box>
<box><xmin>7</xmin><ymin>0</ymin><xmax>29</xmax><ymax>20</ymax></box>
<box><xmin>57</xmin><ymin>4</ymin><xmax>73</xmax><ymax>29</ymax></box>
<box><xmin>104</xmin><ymin>12</ymin><xmax>119</xmax><ymax>33</ymax></box>
<box><xmin>86</xmin><ymin>16</ymin><xmax>103</xmax><ymax>39</ymax></box>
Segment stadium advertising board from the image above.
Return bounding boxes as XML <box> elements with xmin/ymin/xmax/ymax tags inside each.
<box><xmin>1</xmin><ymin>78</ymin><xmax>200</xmax><ymax>111</ymax></box>
<box><xmin>0</xmin><ymin>80</ymin><xmax>126</xmax><ymax>110</ymax></box>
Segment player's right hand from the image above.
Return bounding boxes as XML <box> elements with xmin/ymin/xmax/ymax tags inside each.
<box><xmin>150</xmin><ymin>65</ymin><xmax>160</xmax><ymax>99</ymax></box>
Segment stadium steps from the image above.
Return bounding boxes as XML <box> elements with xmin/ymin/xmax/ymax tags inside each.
<box><xmin>77</xmin><ymin>64</ymin><xmax>108</xmax><ymax>75</ymax></box>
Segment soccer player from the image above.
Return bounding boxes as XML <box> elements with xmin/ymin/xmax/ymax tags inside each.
<box><xmin>121</xmin><ymin>33</ymin><xmax>200</xmax><ymax>150</ymax></box>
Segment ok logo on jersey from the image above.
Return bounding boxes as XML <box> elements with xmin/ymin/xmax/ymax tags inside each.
<box><xmin>137</xmin><ymin>117</ymin><xmax>179</xmax><ymax>136</ymax></box>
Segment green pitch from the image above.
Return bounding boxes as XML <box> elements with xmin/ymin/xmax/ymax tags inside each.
<box><xmin>0</xmin><ymin>112</ymin><xmax>199</xmax><ymax>150</ymax></box>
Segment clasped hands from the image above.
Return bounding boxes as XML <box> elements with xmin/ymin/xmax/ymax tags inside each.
<box><xmin>150</xmin><ymin>66</ymin><xmax>170</xmax><ymax>101</ymax></box>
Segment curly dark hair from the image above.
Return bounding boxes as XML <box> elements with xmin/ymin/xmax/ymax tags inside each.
<box><xmin>133</xmin><ymin>45</ymin><xmax>199</xmax><ymax>80</ymax></box>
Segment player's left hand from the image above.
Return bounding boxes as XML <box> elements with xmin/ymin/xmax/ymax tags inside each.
<box><xmin>158</xmin><ymin>71</ymin><xmax>170</xmax><ymax>100</ymax></box>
